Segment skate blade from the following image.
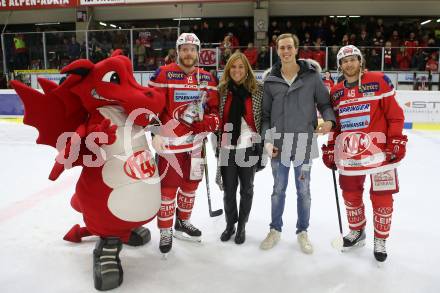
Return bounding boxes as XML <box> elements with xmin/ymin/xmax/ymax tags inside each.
<box><xmin>161</xmin><ymin>253</ymin><xmax>169</xmax><ymax>260</ymax></box>
<box><xmin>376</xmin><ymin>261</ymin><xmax>385</xmax><ymax>268</ymax></box>
<box><xmin>174</xmin><ymin>231</ymin><xmax>202</xmax><ymax>243</ymax></box>
<box><xmin>341</xmin><ymin>239</ymin><xmax>366</xmax><ymax>252</ymax></box>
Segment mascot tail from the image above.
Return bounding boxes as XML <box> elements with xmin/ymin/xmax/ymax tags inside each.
<box><xmin>63</xmin><ymin>224</ymin><xmax>92</xmax><ymax>243</ymax></box>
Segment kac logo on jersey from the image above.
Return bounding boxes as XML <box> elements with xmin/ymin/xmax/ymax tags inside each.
<box><xmin>340</xmin><ymin>115</ymin><xmax>370</xmax><ymax>131</ymax></box>
<box><xmin>339</xmin><ymin>103</ymin><xmax>370</xmax><ymax>116</ymax></box>
<box><xmin>174</xmin><ymin>90</ymin><xmax>201</xmax><ymax>102</ymax></box>
<box><xmin>341</xmin><ymin>132</ymin><xmax>371</xmax><ymax>156</ymax></box>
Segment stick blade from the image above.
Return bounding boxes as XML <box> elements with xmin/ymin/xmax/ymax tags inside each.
<box><xmin>331</xmin><ymin>235</ymin><xmax>344</xmax><ymax>251</ymax></box>
<box><xmin>210</xmin><ymin>209</ymin><xmax>223</xmax><ymax>217</ymax></box>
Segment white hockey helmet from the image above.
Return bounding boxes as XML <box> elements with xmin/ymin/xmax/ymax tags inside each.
<box><xmin>176</xmin><ymin>33</ymin><xmax>201</xmax><ymax>51</ymax></box>
<box><xmin>337</xmin><ymin>45</ymin><xmax>363</xmax><ymax>67</ymax></box>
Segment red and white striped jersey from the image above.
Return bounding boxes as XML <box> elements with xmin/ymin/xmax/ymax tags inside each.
<box><xmin>148</xmin><ymin>62</ymin><xmax>219</xmax><ymax>153</ymax></box>
<box><xmin>329</xmin><ymin>71</ymin><xmax>405</xmax><ymax>175</ymax></box>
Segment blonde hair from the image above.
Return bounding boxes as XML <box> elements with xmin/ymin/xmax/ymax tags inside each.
<box><xmin>218</xmin><ymin>51</ymin><xmax>258</xmax><ymax>96</ymax></box>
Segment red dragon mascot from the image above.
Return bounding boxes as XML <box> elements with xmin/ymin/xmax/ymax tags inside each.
<box><xmin>11</xmin><ymin>50</ymin><xmax>165</xmax><ymax>291</ymax></box>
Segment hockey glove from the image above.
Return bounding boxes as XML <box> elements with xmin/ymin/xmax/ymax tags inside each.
<box><xmin>322</xmin><ymin>143</ymin><xmax>336</xmax><ymax>170</ymax></box>
<box><xmin>385</xmin><ymin>135</ymin><xmax>408</xmax><ymax>162</ymax></box>
<box><xmin>190</xmin><ymin>114</ymin><xmax>220</xmax><ymax>134</ymax></box>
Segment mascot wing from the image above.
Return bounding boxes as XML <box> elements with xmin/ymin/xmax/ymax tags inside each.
<box><xmin>10</xmin><ymin>78</ymin><xmax>87</xmax><ymax>149</ymax></box>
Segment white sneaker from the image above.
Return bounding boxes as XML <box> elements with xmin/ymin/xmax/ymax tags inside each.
<box><xmin>297</xmin><ymin>231</ymin><xmax>313</xmax><ymax>254</ymax></box>
<box><xmin>260</xmin><ymin>229</ymin><xmax>281</xmax><ymax>250</ymax></box>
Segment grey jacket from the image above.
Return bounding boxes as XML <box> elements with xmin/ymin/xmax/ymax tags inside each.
<box><xmin>261</xmin><ymin>59</ymin><xmax>336</xmax><ymax>163</ymax></box>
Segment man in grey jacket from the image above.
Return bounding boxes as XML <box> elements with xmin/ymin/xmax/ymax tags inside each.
<box><xmin>260</xmin><ymin>33</ymin><xmax>336</xmax><ymax>253</ymax></box>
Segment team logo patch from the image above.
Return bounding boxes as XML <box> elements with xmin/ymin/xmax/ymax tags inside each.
<box><xmin>359</xmin><ymin>82</ymin><xmax>379</xmax><ymax>93</ymax></box>
<box><xmin>332</xmin><ymin>89</ymin><xmax>344</xmax><ymax>102</ymax></box>
<box><xmin>339</xmin><ymin>103</ymin><xmax>370</xmax><ymax>116</ymax></box>
<box><xmin>340</xmin><ymin>115</ymin><xmax>370</xmax><ymax>131</ymax></box>
<box><xmin>198</xmin><ymin>73</ymin><xmax>212</xmax><ymax>82</ymax></box>
<box><xmin>174</xmin><ymin>90</ymin><xmax>201</xmax><ymax>102</ymax></box>
<box><xmin>124</xmin><ymin>150</ymin><xmax>155</xmax><ymax>180</ymax></box>
<box><xmin>167</xmin><ymin>71</ymin><xmax>185</xmax><ymax>80</ymax></box>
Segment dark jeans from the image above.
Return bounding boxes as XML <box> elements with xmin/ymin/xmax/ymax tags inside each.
<box><xmin>220</xmin><ymin>147</ymin><xmax>256</xmax><ymax>226</ymax></box>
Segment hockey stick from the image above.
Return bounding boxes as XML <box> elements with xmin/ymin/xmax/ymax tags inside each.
<box><xmin>331</xmin><ymin>169</ymin><xmax>344</xmax><ymax>250</ymax></box>
<box><xmin>203</xmin><ymin>141</ymin><xmax>223</xmax><ymax>217</ymax></box>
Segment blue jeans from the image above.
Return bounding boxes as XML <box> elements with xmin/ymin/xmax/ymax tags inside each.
<box><xmin>270</xmin><ymin>158</ymin><xmax>312</xmax><ymax>234</ymax></box>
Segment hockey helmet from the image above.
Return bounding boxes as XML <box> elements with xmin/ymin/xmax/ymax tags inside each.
<box><xmin>337</xmin><ymin>45</ymin><xmax>363</xmax><ymax>67</ymax></box>
<box><xmin>176</xmin><ymin>33</ymin><xmax>201</xmax><ymax>51</ymax></box>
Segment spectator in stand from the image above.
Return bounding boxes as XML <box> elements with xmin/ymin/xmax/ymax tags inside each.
<box><xmin>372</xmin><ymin>30</ymin><xmax>385</xmax><ymax>50</ymax></box>
<box><xmin>376</xmin><ymin>18</ymin><xmax>385</xmax><ymax>33</ymax></box>
<box><xmin>299</xmin><ymin>44</ymin><xmax>314</xmax><ymax>60</ymax></box>
<box><xmin>358</xmin><ymin>30</ymin><xmax>371</xmax><ymax>49</ymax></box>
<box><xmin>216</xmin><ymin>21</ymin><xmax>227</xmax><ymax>43</ymax></box>
<box><xmin>145</xmin><ymin>57</ymin><xmax>156</xmax><ymax>71</ymax></box>
<box><xmin>257</xmin><ymin>46</ymin><xmax>270</xmax><ymax>70</ymax></box>
<box><xmin>396</xmin><ymin>47</ymin><xmax>411</xmax><ymax>70</ymax></box>
<box><xmin>297</xmin><ymin>20</ymin><xmax>309</xmax><ymax>42</ymax></box>
<box><xmin>404</xmin><ymin>32</ymin><xmax>419</xmax><ymax>59</ymax></box>
<box><xmin>349</xmin><ymin>33</ymin><xmax>357</xmax><ymax>45</ymax></box>
<box><xmin>200</xmin><ymin>21</ymin><xmax>213</xmax><ymax>44</ymax></box>
<box><xmin>368</xmin><ymin>48</ymin><xmax>381</xmax><ymax>70</ymax></box>
<box><xmin>221</xmin><ymin>35</ymin><xmax>233</xmax><ymax>51</ymax></box>
<box><xmin>221</xmin><ymin>48</ymin><xmax>232</xmax><ymax>68</ymax></box>
<box><xmin>190</xmin><ymin>24</ymin><xmax>200</xmax><ymax>37</ymax></box>
<box><xmin>113</xmin><ymin>30</ymin><xmax>127</xmax><ymax>51</ymax></box>
<box><xmin>322</xmin><ymin>70</ymin><xmax>334</xmax><ymax>92</ymax></box>
<box><xmin>244</xmin><ymin>42</ymin><xmax>258</xmax><ymax>69</ymax></box>
<box><xmin>269</xmin><ymin>20</ymin><xmax>281</xmax><ymax>41</ymax></box>
<box><xmin>270</xmin><ymin>35</ymin><xmax>278</xmax><ymax>49</ymax></box>
<box><xmin>68</xmin><ymin>36</ymin><xmax>81</xmax><ymax>61</ymax></box>
<box><xmin>238</xmin><ymin>19</ymin><xmax>252</xmax><ymax>46</ymax></box>
<box><xmin>425</xmin><ymin>52</ymin><xmax>439</xmax><ymax>72</ymax></box>
<box><xmin>303</xmin><ymin>32</ymin><xmax>312</xmax><ymax>46</ymax></box>
<box><xmin>384</xmin><ymin>41</ymin><xmax>393</xmax><ymax>70</ymax></box>
<box><xmin>423</xmin><ymin>37</ymin><xmax>437</xmax><ymax>56</ymax></box>
<box><xmin>285</xmin><ymin>20</ymin><xmax>294</xmax><ymax>35</ymax></box>
<box><xmin>228</xmin><ymin>32</ymin><xmax>240</xmax><ymax>49</ymax></box>
<box><xmin>341</xmin><ymin>34</ymin><xmax>350</xmax><ymax>46</ymax></box>
<box><xmin>326</xmin><ymin>24</ymin><xmax>339</xmax><ymax>46</ymax></box>
<box><xmin>411</xmin><ymin>49</ymin><xmax>427</xmax><ymax>71</ymax></box>
<box><xmin>312</xmin><ymin>38</ymin><xmax>326</xmax><ymax>69</ymax></box>
<box><xmin>13</xmin><ymin>33</ymin><xmax>28</xmax><ymax>70</ymax></box>
<box><xmin>134</xmin><ymin>38</ymin><xmax>146</xmax><ymax>70</ymax></box>
<box><xmin>327</xmin><ymin>45</ymin><xmax>339</xmax><ymax>70</ymax></box>
<box><xmin>164</xmin><ymin>48</ymin><xmax>176</xmax><ymax>65</ymax></box>
<box><xmin>389</xmin><ymin>30</ymin><xmax>401</xmax><ymax>48</ymax></box>
<box><xmin>389</xmin><ymin>30</ymin><xmax>401</xmax><ymax>68</ymax></box>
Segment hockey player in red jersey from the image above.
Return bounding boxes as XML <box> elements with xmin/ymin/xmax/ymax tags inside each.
<box><xmin>149</xmin><ymin>33</ymin><xmax>220</xmax><ymax>255</ymax></box>
<box><xmin>321</xmin><ymin>45</ymin><xmax>407</xmax><ymax>263</ymax></box>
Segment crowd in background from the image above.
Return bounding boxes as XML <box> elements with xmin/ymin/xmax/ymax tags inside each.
<box><xmin>1</xmin><ymin>16</ymin><xmax>440</xmax><ymax>73</ymax></box>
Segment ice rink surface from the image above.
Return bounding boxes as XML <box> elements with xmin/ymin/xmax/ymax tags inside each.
<box><xmin>1</xmin><ymin>121</ymin><xmax>439</xmax><ymax>293</ymax></box>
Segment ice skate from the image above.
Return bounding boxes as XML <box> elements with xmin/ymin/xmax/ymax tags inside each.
<box><xmin>374</xmin><ymin>237</ymin><xmax>387</xmax><ymax>266</ymax></box>
<box><xmin>342</xmin><ymin>229</ymin><xmax>366</xmax><ymax>252</ymax></box>
<box><xmin>174</xmin><ymin>218</ymin><xmax>202</xmax><ymax>243</ymax></box>
<box><xmin>159</xmin><ymin>228</ymin><xmax>173</xmax><ymax>259</ymax></box>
